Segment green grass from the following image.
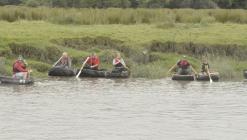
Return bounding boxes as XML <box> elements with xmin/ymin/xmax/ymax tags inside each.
<box><xmin>0</xmin><ymin>17</ymin><xmax>247</xmax><ymax>79</ymax></box>
<box><xmin>1</xmin><ymin>21</ymin><xmax>247</xmax><ymax>46</ymax></box>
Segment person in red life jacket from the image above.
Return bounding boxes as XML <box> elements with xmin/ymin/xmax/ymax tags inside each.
<box><xmin>13</xmin><ymin>55</ymin><xmax>31</xmax><ymax>80</ymax></box>
<box><xmin>84</xmin><ymin>52</ymin><xmax>100</xmax><ymax>70</ymax></box>
<box><xmin>54</xmin><ymin>52</ymin><xmax>72</xmax><ymax>68</ymax></box>
<box><xmin>168</xmin><ymin>56</ymin><xmax>197</xmax><ymax>75</ymax></box>
<box><xmin>112</xmin><ymin>52</ymin><xmax>128</xmax><ymax>72</ymax></box>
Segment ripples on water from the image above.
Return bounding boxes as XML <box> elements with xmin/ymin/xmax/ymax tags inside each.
<box><xmin>0</xmin><ymin>78</ymin><xmax>247</xmax><ymax>140</ymax></box>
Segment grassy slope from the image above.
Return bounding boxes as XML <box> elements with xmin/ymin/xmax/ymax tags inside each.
<box><xmin>1</xmin><ymin>21</ymin><xmax>247</xmax><ymax>46</ymax></box>
<box><xmin>0</xmin><ymin>20</ymin><xmax>247</xmax><ymax>79</ymax></box>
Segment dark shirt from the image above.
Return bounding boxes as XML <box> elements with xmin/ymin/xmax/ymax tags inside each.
<box><xmin>201</xmin><ymin>63</ymin><xmax>210</xmax><ymax>72</ymax></box>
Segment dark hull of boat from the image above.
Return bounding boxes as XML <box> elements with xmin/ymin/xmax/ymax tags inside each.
<box><xmin>0</xmin><ymin>76</ymin><xmax>34</xmax><ymax>85</ymax></box>
<box><xmin>48</xmin><ymin>66</ymin><xmax>75</xmax><ymax>77</ymax></box>
<box><xmin>79</xmin><ymin>69</ymin><xmax>107</xmax><ymax>77</ymax></box>
<box><xmin>196</xmin><ymin>73</ymin><xmax>220</xmax><ymax>81</ymax></box>
<box><xmin>78</xmin><ymin>69</ymin><xmax>130</xmax><ymax>78</ymax></box>
<box><xmin>106</xmin><ymin>71</ymin><xmax>130</xmax><ymax>78</ymax></box>
<box><xmin>172</xmin><ymin>74</ymin><xmax>195</xmax><ymax>81</ymax></box>
<box><xmin>244</xmin><ymin>70</ymin><xmax>247</xmax><ymax>79</ymax></box>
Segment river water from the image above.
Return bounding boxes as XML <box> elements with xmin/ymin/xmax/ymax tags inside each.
<box><xmin>0</xmin><ymin>78</ymin><xmax>247</xmax><ymax>140</ymax></box>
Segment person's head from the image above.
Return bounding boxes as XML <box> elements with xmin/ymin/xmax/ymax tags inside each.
<box><xmin>181</xmin><ymin>55</ymin><xmax>187</xmax><ymax>60</ymax></box>
<box><xmin>202</xmin><ymin>56</ymin><xmax>208</xmax><ymax>63</ymax></box>
<box><xmin>17</xmin><ymin>55</ymin><xmax>27</xmax><ymax>66</ymax></box>
<box><xmin>62</xmin><ymin>52</ymin><xmax>68</xmax><ymax>58</ymax></box>
<box><xmin>91</xmin><ymin>52</ymin><xmax>97</xmax><ymax>57</ymax></box>
<box><xmin>18</xmin><ymin>55</ymin><xmax>24</xmax><ymax>61</ymax></box>
<box><xmin>116</xmin><ymin>52</ymin><xmax>121</xmax><ymax>59</ymax></box>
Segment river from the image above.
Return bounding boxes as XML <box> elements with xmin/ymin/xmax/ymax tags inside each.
<box><xmin>0</xmin><ymin>78</ymin><xmax>247</xmax><ymax>140</ymax></box>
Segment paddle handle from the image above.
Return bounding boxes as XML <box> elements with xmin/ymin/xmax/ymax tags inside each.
<box><xmin>168</xmin><ymin>64</ymin><xmax>177</xmax><ymax>73</ymax></box>
<box><xmin>76</xmin><ymin>57</ymin><xmax>89</xmax><ymax>78</ymax></box>
<box><xmin>53</xmin><ymin>56</ymin><xmax>63</xmax><ymax>67</ymax></box>
<box><xmin>206</xmin><ymin>67</ymin><xmax>213</xmax><ymax>83</ymax></box>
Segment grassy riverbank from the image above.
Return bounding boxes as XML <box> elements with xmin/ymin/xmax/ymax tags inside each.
<box><xmin>0</xmin><ymin>7</ymin><xmax>247</xmax><ymax>79</ymax></box>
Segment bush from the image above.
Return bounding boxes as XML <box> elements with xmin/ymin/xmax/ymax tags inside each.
<box><xmin>28</xmin><ymin>60</ymin><xmax>51</xmax><ymax>72</ymax></box>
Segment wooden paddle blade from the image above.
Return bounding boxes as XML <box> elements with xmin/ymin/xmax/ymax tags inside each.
<box><xmin>210</xmin><ymin>78</ymin><xmax>213</xmax><ymax>83</ymax></box>
<box><xmin>76</xmin><ymin>71</ymin><xmax>81</xmax><ymax>78</ymax></box>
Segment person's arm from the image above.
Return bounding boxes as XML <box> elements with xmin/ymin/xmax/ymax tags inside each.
<box><xmin>112</xmin><ymin>59</ymin><xmax>120</xmax><ymax>66</ymax></box>
<box><xmin>113</xmin><ymin>58</ymin><xmax>120</xmax><ymax>66</ymax></box>
<box><xmin>15</xmin><ymin>63</ymin><xmax>28</xmax><ymax>72</ymax></box>
<box><xmin>205</xmin><ymin>64</ymin><xmax>210</xmax><ymax>75</ymax></box>
<box><xmin>112</xmin><ymin>59</ymin><xmax>115</xmax><ymax>65</ymax></box>
<box><xmin>68</xmin><ymin>57</ymin><xmax>72</xmax><ymax>68</ymax></box>
<box><xmin>120</xmin><ymin>58</ymin><xmax>126</xmax><ymax>67</ymax></box>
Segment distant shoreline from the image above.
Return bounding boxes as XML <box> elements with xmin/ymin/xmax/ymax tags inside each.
<box><xmin>0</xmin><ymin>7</ymin><xmax>246</xmax><ymax>79</ymax></box>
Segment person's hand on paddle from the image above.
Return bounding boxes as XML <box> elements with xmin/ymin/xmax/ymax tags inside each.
<box><xmin>90</xmin><ymin>66</ymin><xmax>94</xmax><ymax>69</ymax></box>
<box><xmin>167</xmin><ymin>64</ymin><xmax>177</xmax><ymax>74</ymax></box>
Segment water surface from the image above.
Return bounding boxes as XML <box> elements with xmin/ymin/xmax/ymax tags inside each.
<box><xmin>0</xmin><ymin>78</ymin><xmax>247</xmax><ymax>140</ymax></box>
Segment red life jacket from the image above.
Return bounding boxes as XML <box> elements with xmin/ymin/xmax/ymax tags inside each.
<box><xmin>13</xmin><ymin>60</ymin><xmax>28</xmax><ymax>74</ymax></box>
<box><xmin>87</xmin><ymin>56</ymin><xmax>100</xmax><ymax>66</ymax></box>
<box><xmin>178</xmin><ymin>60</ymin><xmax>190</xmax><ymax>69</ymax></box>
<box><xmin>114</xmin><ymin>58</ymin><xmax>123</xmax><ymax>67</ymax></box>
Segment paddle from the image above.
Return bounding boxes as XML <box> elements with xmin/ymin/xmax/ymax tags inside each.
<box><xmin>27</xmin><ymin>69</ymin><xmax>33</xmax><ymax>79</ymax></box>
<box><xmin>52</xmin><ymin>56</ymin><xmax>63</xmax><ymax>67</ymax></box>
<box><xmin>167</xmin><ymin>64</ymin><xmax>177</xmax><ymax>74</ymax></box>
<box><xmin>122</xmin><ymin>63</ymin><xmax>129</xmax><ymax>71</ymax></box>
<box><xmin>206</xmin><ymin>67</ymin><xmax>213</xmax><ymax>83</ymax></box>
<box><xmin>76</xmin><ymin>57</ymin><xmax>89</xmax><ymax>78</ymax></box>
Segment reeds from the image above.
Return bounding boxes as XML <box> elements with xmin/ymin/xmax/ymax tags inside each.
<box><xmin>0</xmin><ymin>6</ymin><xmax>247</xmax><ymax>24</ymax></box>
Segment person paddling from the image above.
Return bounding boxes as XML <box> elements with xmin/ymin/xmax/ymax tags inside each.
<box><xmin>54</xmin><ymin>52</ymin><xmax>72</xmax><ymax>68</ymax></box>
<box><xmin>168</xmin><ymin>56</ymin><xmax>197</xmax><ymax>75</ymax></box>
<box><xmin>84</xmin><ymin>52</ymin><xmax>100</xmax><ymax>70</ymax></box>
<box><xmin>201</xmin><ymin>57</ymin><xmax>210</xmax><ymax>74</ymax></box>
<box><xmin>13</xmin><ymin>55</ymin><xmax>32</xmax><ymax>80</ymax></box>
<box><xmin>112</xmin><ymin>52</ymin><xmax>128</xmax><ymax>72</ymax></box>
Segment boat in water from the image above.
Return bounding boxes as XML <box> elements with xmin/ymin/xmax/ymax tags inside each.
<box><xmin>0</xmin><ymin>76</ymin><xmax>34</xmax><ymax>85</ymax></box>
<box><xmin>196</xmin><ymin>72</ymin><xmax>220</xmax><ymax>81</ymax></box>
<box><xmin>106</xmin><ymin>70</ymin><xmax>130</xmax><ymax>78</ymax></box>
<box><xmin>78</xmin><ymin>69</ymin><xmax>107</xmax><ymax>78</ymax></box>
<box><xmin>77</xmin><ymin>68</ymin><xmax>130</xmax><ymax>78</ymax></box>
<box><xmin>48</xmin><ymin>66</ymin><xmax>76</xmax><ymax>77</ymax></box>
<box><xmin>244</xmin><ymin>70</ymin><xmax>247</xmax><ymax>79</ymax></box>
<box><xmin>172</xmin><ymin>74</ymin><xmax>195</xmax><ymax>81</ymax></box>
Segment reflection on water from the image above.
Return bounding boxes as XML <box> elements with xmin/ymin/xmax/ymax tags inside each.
<box><xmin>0</xmin><ymin>78</ymin><xmax>247</xmax><ymax>140</ymax></box>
